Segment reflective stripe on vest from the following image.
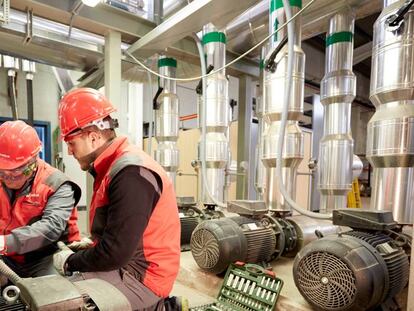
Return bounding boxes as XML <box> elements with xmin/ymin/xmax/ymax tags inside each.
<box><xmin>0</xmin><ymin>159</ymin><xmax>80</xmax><ymax>243</ymax></box>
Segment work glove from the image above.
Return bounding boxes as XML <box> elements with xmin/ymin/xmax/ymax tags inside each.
<box><xmin>68</xmin><ymin>237</ymin><xmax>94</xmax><ymax>251</ymax></box>
<box><xmin>53</xmin><ymin>241</ymin><xmax>74</xmax><ymax>276</ymax></box>
<box><xmin>0</xmin><ymin>235</ymin><xmax>6</xmax><ymax>255</ymax></box>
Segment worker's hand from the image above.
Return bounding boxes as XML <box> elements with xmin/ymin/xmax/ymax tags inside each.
<box><xmin>68</xmin><ymin>237</ymin><xmax>94</xmax><ymax>251</ymax></box>
<box><xmin>53</xmin><ymin>241</ymin><xmax>74</xmax><ymax>276</ymax></box>
<box><xmin>0</xmin><ymin>235</ymin><xmax>6</xmax><ymax>254</ymax></box>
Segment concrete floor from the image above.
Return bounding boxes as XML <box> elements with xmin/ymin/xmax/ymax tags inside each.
<box><xmin>171</xmin><ymin>248</ymin><xmax>410</xmax><ymax>311</ymax></box>
<box><xmin>171</xmin><ymin>251</ymin><xmax>312</xmax><ymax>310</ymax></box>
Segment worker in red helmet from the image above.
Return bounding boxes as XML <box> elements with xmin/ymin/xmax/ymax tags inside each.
<box><xmin>53</xmin><ymin>88</ymin><xmax>181</xmax><ymax>311</ymax></box>
<box><xmin>0</xmin><ymin>120</ymin><xmax>81</xmax><ymax>278</ymax></box>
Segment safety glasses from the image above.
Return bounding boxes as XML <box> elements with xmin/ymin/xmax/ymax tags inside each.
<box><xmin>0</xmin><ymin>161</ymin><xmax>37</xmax><ymax>182</ymax></box>
<box><xmin>64</xmin><ymin>127</ymin><xmax>95</xmax><ymax>143</ymax></box>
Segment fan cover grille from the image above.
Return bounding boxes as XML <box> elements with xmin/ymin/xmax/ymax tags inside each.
<box><xmin>295</xmin><ymin>252</ymin><xmax>357</xmax><ymax>310</ymax></box>
<box><xmin>191</xmin><ymin>228</ymin><xmax>220</xmax><ymax>270</ymax></box>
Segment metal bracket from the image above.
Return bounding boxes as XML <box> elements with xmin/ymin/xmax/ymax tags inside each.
<box><xmin>23</xmin><ymin>9</ymin><xmax>33</xmax><ymax>45</ymax></box>
<box><xmin>0</xmin><ymin>0</ymin><xmax>10</xmax><ymax>24</ymax></box>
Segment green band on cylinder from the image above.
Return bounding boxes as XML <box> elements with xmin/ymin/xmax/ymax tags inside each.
<box><xmin>259</xmin><ymin>59</ymin><xmax>264</xmax><ymax>70</ymax></box>
<box><xmin>326</xmin><ymin>31</ymin><xmax>353</xmax><ymax>46</ymax></box>
<box><xmin>158</xmin><ymin>58</ymin><xmax>177</xmax><ymax>68</ymax></box>
<box><xmin>271</xmin><ymin>0</ymin><xmax>302</xmax><ymax>12</ymax></box>
<box><xmin>202</xmin><ymin>32</ymin><xmax>227</xmax><ymax>45</ymax></box>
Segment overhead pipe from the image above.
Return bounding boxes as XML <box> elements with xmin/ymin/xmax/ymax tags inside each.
<box><xmin>154</xmin><ymin>56</ymin><xmax>180</xmax><ymax>187</ymax></box>
<box><xmin>318</xmin><ymin>9</ymin><xmax>356</xmax><ymax>213</ymax></box>
<box><xmin>197</xmin><ymin>24</ymin><xmax>230</xmax><ymax>207</ymax></box>
<box><xmin>261</xmin><ymin>0</ymin><xmax>305</xmax><ymax>213</ymax></box>
<box><xmin>367</xmin><ymin>0</ymin><xmax>414</xmax><ymax>224</ymax></box>
<box><xmin>22</xmin><ymin>60</ymin><xmax>36</xmax><ymax>126</ymax></box>
<box><xmin>225</xmin><ymin>0</ymin><xmax>381</xmax><ymax>57</ymax></box>
<box><xmin>2</xmin><ymin>55</ymin><xmax>20</xmax><ymax>120</ymax></box>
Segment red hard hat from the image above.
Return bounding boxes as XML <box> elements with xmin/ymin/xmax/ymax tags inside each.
<box><xmin>58</xmin><ymin>88</ymin><xmax>116</xmax><ymax>139</ymax></box>
<box><xmin>0</xmin><ymin>120</ymin><xmax>42</xmax><ymax>170</ymax></box>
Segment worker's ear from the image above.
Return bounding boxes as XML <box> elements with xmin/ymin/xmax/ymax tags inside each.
<box><xmin>88</xmin><ymin>130</ymin><xmax>102</xmax><ymax>146</ymax></box>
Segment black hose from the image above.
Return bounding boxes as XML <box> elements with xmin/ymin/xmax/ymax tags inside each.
<box><xmin>27</xmin><ymin>78</ymin><xmax>34</xmax><ymax>126</ymax></box>
<box><xmin>264</xmin><ymin>36</ymin><xmax>288</xmax><ymax>73</ymax></box>
<box><xmin>195</xmin><ymin>65</ymin><xmax>214</xmax><ymax>95</ymax></box>
<box><xmin>152</xmin><ymin>86</ymin><xmax>164</xmax><ymax>110</ymax></box>
<box><xmin>387</xmin><ymin>0</ymin><xmax>414</xmax><ymax>27</ymax></box>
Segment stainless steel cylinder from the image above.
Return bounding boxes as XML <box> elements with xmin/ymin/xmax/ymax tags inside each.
<box><xmin>269</xmin><ymin>0</ymin><xmax>302</xmax><ymax>48</ymax></box>
<box><xmin>286</xmin><ymin>214</ymin><xmax>346</xmax><ymax>256</ymax></box>
<box><xmin>352</xmin><ymin>154</ymin><xmax>363</xmax><ymax>179</ymax></box>
<box><xmin>371</xmin><ymin>167</ymin><xmax>414</xmax><ymax>224</ymax></box>
<box><xmin>319</xmin><ymin>10</ymin><xmax>356</xmax><ymax>213</ymax></box>
<box><xmin>198</xmin><ymin>24</ymin><xmax>230</xmax><ymax>205</ymax></box>
<box><xmin>154</xmin><ymin>56</ymin><xmax>179</xmax><ymax>186</ymax></box>
<box><xmin>367</xmin><ymin>0</ymin><xmax>414</xmax><ymax>223</ymax></box>
<box><xmin>262</xmin><ymin>0</ymin><xmax>305</xmax><ymax>212</ymax></box>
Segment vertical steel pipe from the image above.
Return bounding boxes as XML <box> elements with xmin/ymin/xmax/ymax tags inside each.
<box><xmin>262</xmin><ymin>0</ymin><xmax>305</xmax><ymax>212</ymax></box>
<box><xmin>22</xmin><ymin>60</ymin><xmax>36</xmax><ymax>126</ymax></box>
<box><xmin>255</xmin><ymin>48</ymin><xmax>267</xmax><ymax>199</ymax></box>
<box><xmin>198</xmin><ymin>24</ymin><xmax>230</xmax><ymax>205</ymax></box>
<box><xmin>319</xmin><ymin>10</ymin><xmax>356</xmax><ymax>213</ymax></box>
<box><xmin>367</xmin><ymin>0</ymin><xmax>414</xmax><ymax>224</ymax></box>
<box><xmin>154</xmin><ymin>56</ymin><xmax>180</xmax><ymax>187</ymax></box>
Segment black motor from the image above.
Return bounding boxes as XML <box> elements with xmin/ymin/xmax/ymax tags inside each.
<box><xmin>177</xmin><ymin>197</ymin><xmax>223</xmax><ymax>251</ymax></box>
<box><xmin>190</xmin><ymin>201</ymin><xmax>297</xmax><ymax>274</ymax></box>
<box><xmin>293</xmin><ymin>209</ymin><xmax>410</xmax><ymax>311</ymax></box>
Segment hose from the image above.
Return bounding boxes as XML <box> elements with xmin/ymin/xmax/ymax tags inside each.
<box><xmin>147</xmin><ymin>70</ymin><xmax>154</xmax><ymax>157</ymax></box>
<box><xmin>0</xmin><ymin>259</ymin><xmax>22</xmax><ymax>285</ymax></box>
<box><xmin>193</xmin><ymin>33</ymin><xmax>227</xmax><ymax>209</ymax></box>
<box><xmin>278</xmin><ymin>0</ymin><xmax>331</xmax><ymax>220</ymax></box>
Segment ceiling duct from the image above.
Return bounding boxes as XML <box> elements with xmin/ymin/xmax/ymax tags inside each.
<box><xmin>0</xmin><ymin>9</ymin><xmax>106</xmax><ymax>71</ymax></box>
<box><xmin>225</xmin><ymin>0</ymin><xmax>382</xmax><ymax>57</ymax></box>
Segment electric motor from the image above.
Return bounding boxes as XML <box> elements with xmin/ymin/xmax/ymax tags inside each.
<box><xmin>179</xmin><ymin>207</ymin><xmax>202</xmax><ymax>251</ymax></box>
<box><xmin>293</xmin><ymin>231</ymin><xmax>409</xmax><ymax>311</ymax></box>
<box><xmin>190</xmin><ymin>217</ymin><xmax>276</xmax><ymax>274</ymax></box>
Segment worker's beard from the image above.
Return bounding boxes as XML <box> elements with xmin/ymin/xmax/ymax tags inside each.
<box><xmin>77</xmin><ymin>139</ymin><xmax>114</xmax><ymax>171</ymax></box>
<box><xmin>78</xmin><ymin>152</ymin><xmax>97</xmax><ymax>171</ymax></box>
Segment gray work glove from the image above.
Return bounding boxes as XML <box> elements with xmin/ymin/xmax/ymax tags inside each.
<box><xmin>68</xmin><ymin>237</ymin><xmax>94</xmax><ymax>251</ymax></box>
<box><xmin>53</xmin><ymin>241</ymin><xmax>74</xmax><ymax>276</ymax></box>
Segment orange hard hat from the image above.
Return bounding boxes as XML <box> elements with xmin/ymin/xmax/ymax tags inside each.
<box><xmin>0</xmin><ymin>120</ymin><xmax>42</xmax><ymax>170</ymax></box>
<box><xmin>58</xmin><ymin>88</ymin><xmax>116</xmax><ymax>140</ymax></box>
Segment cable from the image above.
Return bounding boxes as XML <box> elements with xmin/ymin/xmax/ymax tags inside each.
<box><xmin>125</xmin><ymin>0</ymin><xmax>317</xmax><ymax>82</ymax></box>
<box><xmin>277</xmin><ymin>0</ymin><xmax>331</xmax><ymax>220</ymax></box>
<box><xmin>147</xmin><ymin>70</ymin><xmax>154</xmax><ymax>158</ymax></box>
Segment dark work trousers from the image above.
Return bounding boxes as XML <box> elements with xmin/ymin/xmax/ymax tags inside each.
<box><xmin>3</xmin><ymin>254</ymin><xmax>58</xmax><ymax>278</ymax></box>
<box><xmin>69</xmin><ymin>269</ymin><xmax>165</xmax><ymax>311</ymax></box>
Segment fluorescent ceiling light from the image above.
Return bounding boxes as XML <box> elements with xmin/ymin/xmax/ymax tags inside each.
<box><xmin>82</xmin><ymin>0</ymin><xmax>101</xmax><ymax>7</ymax></box>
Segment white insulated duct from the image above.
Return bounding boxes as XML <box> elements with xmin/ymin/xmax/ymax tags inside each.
<box><xmin>154</xmin><ymin>56</ymin><xmax>180</xmax><ymax>187</ymax></box>
<box><xmin>261</xmin><ymin>0</ymin><xmax>305</xmax><ymax>212</ymax></box>
<box><xmin>198</xmin><ymin>24</ymin><xmax>230</xmax><ymax>206</ymax></box>
<box><xmin>367</xmin><ymin>0</ymin><xmax>414</xmax><ymax>224</ymax></box>
<box><xmin>318</xmin><ymin>9</ymin><xmax>356</xmax><ymax>213</ymax></box>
